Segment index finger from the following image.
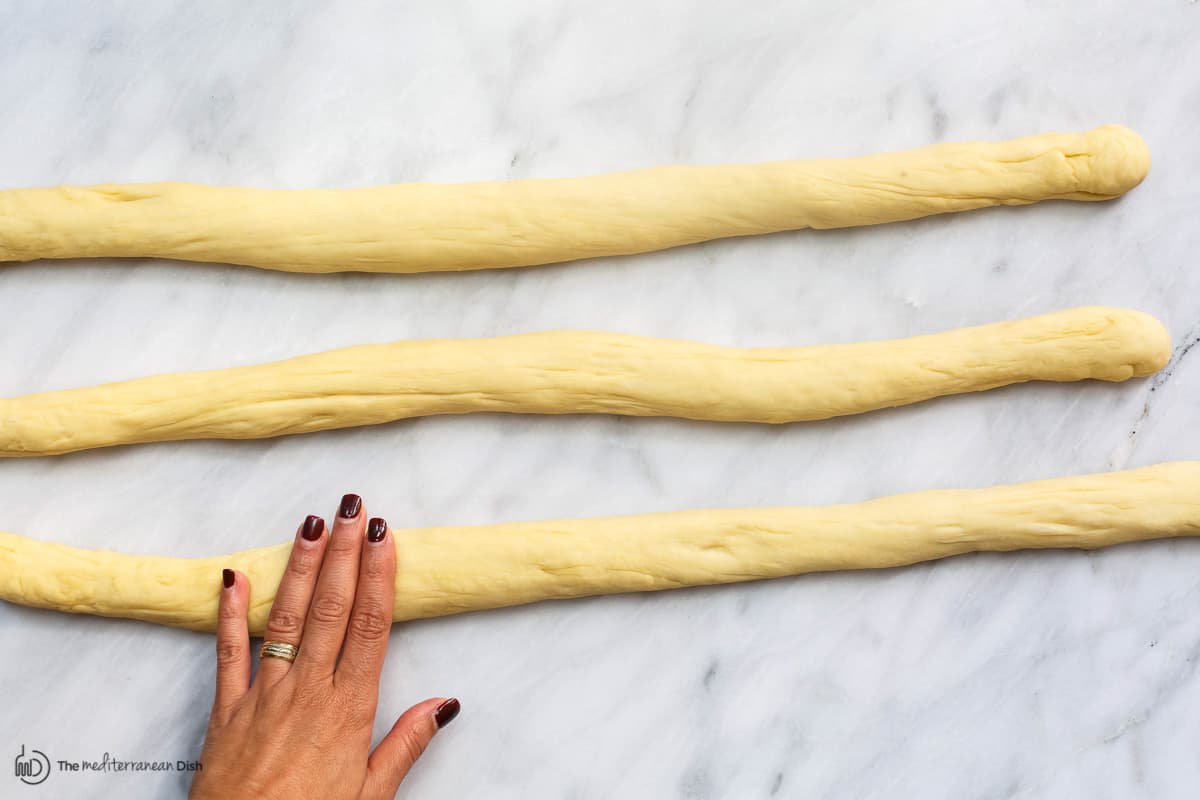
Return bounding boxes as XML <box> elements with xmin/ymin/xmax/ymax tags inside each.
<box><xmin>335</xmin><ymin>517</ymin><xmax>395</xmax><ymax>690</ymax></box>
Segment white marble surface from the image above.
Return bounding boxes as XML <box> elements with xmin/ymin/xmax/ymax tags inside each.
<box><xmin>1</xmin><ymin>1</ymin><xmax>1199</xmax><ymax>797</ymax></box>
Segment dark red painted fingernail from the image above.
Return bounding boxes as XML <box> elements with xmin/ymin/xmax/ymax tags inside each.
<box><xmin>434</xmin><ymin>698</ymin><xmax>461</xmax><ymax>729</ymax></box>
<box><xmin>367</xmin><ymin>517</ymin><xmax>388</xmax><ymax>543</ymax></box>
<box><xmin>222</xmin><ymin>569</ymin><xmax>235</xmax><ymax>589</ymax></box>
<box><xmin>339</xmin><ymin>494</ymin><xmax>362</xmax><ymax>519</ymax></box>
<box><xmin>302</xmin><ymin>515</ymin><xmax>324</xmax><ymax>541</ymax></box>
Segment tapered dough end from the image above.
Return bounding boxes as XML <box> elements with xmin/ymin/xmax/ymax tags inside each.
<box><xmin>1075</xmin><ymin>125</ymin><xmax>1151</xmax><ymax>198</ymax></box>
<box><xmin>1111</xmin><ymin>307</ymin><xmax>1172</xmax><ymax>377</ymax></box>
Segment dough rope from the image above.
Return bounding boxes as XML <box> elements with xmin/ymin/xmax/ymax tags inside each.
<box><xmin>0</xmin><ymin>126</ymin><xmax>1148</xmax><ymax>274</ymax></box>
<box><xmin>0</xmin><ymin>306</ymin><xmax>1169</xmax><ymax>457</ymax></box>
<box><xmin>1</xmin><ymin>462</ymin><xmax>1196</xmax><ymax>634</ymax></box>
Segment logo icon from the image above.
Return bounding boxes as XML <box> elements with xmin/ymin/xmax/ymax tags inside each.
<box><xmin>14</xmin><ymin>746</ymin><xmax>50</xmax><ymax>786</ymax></box>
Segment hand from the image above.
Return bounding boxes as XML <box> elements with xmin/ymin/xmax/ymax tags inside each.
<box><xmin>190</xmin><ymin>494</ymin><xmax>460</xmax><ymax>799</ymax></box>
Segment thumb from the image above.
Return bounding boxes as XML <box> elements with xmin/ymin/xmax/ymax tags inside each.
<box><xmin>365</xmin><ymin>697</ymin><xmax>461</xmax><ymax>797</ymax></box>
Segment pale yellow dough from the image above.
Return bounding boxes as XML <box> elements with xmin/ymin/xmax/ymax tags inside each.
<box><xmin>0</xmin><ymin>306</ymin><xmax>1170</xmax><ymax>457</ymax></box>
<box><xmin>0</xmin><ymin>126</ymin><xmax>1148</xmax><ymax>273</ymax></box>
<box><xmin>1</xmin><ymin>462</ymin><xmax>1196</xmax><ymax>633</ymax></box>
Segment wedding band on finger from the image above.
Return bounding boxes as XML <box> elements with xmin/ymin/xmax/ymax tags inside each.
<box><xmin>259</xmin><ymin>641</ymin><xmax>300</xmax><ymax>663</ymax></box>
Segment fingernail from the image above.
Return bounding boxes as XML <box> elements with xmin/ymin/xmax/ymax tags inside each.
<box><xmin>339</xmin><ymin>493</ymin><xmax>362</xmax><ymax>519</ymax></box>
<box><xmin>434</xmin><ymin>698</ymin><xmax>461</xmax><ymax>729</ymax></box>
<box><xmin>302</xmin><ymin>514</ymin><xmax>324</xmax><ymax>541</ymax></box>
<box><xmin>222</xmin><ymin>569</ymin><xmax>235</xmax><ymax>589</ymax></box>
<box><xmin>367</xmin><ymin>517</ymin><xmax>388</xmax><ymax>543</ymax></box>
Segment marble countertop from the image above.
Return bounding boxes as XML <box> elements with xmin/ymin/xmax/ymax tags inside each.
<box><xmin>2</xmin><ymin>1</ymin><xmax>1199</xmax><ymax>797</ymax></box>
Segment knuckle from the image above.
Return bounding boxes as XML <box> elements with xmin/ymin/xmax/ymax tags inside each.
<box><xmin>330</xmin><ymin>530</ymin><xmax>361</xmax><ymax>553</ymax></box>
<box><xmin>217</xmin><ymin>600</ymin><xmax>242</xmax><ymax>621</ymax></box>
<box><xmin>266</xmin><ymin>607</ymin><xmax>305</xmax><ymax>637</ymax></box>
<box><xmin>208</xmin><ymin>700</ymin><xmax>243</xmax><ymax>730</ymax></box>
<box><xmin>340</xmin><ymin>697</ymin><xmax>376</xmax><ymax>730</ymax></box>
<box><xmin>289</xmin><ymin>549</ymin><xmax>320</xmax><ymax>578</ymax></box>
<box><xmin>348</xmin><ymin>607</ymin><xmax>390</xmax><ymax>641</ymax></box>
<box><xmin>292</xmin><ymin>681</ymin><xmax>333</xmax><ymax>709</ymax></box>
<box><xmin>208</xmin><ymin>705</ymin><xmax>234</xmax><ymax>729</ymax></box>
<box><xmin>362</xmin><ymin>556</ymin><xmax>390</xmax><ymax>580</ymax></box>
<box><xmin>309</xmin><ymin>593</ymin><xmax>350</xmax><ymax>624</ymax></box>
<box><xmin>399</xmin><ymin>728</ymin><xmax>430</xmax><ymax>765</ymax></box>
<box><xmin>260</xmin><ymin>683</ymin><xmax>297</xmax><ymax>710</ymax></box>
<box><xmin>215</xmin><ymin>641</ymin><xmax>245</xmax><ymax>668</ymax></box>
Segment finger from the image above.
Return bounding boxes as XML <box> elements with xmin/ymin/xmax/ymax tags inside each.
<box><xmin>257</xmin><ymin>514</ymin><xmax>328</xmax><ymax>685</ymax></box>
<box><xmin>365</xmin><ymin>698</ymin><xmax>460</xmax><ymax>797</ymax></box>
<box><xmin>296</xmin><ymin>493</ymin><xmax>366</xmax><ymax>677</ymax></box>
<box><xmin>336</xmin><ymin>517</ymin><xmax>395</xmax><ymax>690</ymax></box>
<box><xmin>214</xmin><ymin>568</ymin><xmax>251</xmax><ymax>715</ymax></box>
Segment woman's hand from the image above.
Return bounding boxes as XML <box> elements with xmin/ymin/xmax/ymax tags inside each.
<box><xmin>190</xmin><ymin>494</ymin><xmax>460</xmax><ymax>799</ymax></box>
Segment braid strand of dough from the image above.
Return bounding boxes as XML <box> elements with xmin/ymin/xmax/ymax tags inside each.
<box><xmin>0</xmin><ymin>126</ymin><xmax>1149</xmax><ymax>273</ymax></box>
<box><xmin>0</xmin><ymin>462</ymin><xmax>1196</xmax><ymax>633</ymax></box>
<box><xmin>0</xmin><ymin>306</ymin><xmax>1171</xmax><ymax>457</ymax></box>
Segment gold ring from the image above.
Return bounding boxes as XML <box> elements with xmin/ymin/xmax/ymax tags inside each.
<box><xmin>259</xmin><ymin>641</ymin><xmax>300</xmax><ymax>663</ymax></box>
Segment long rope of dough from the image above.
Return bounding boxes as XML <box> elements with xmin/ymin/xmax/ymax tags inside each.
<box><xmin>0</xmin><ymin>126</ymin><xmax>1148</xmax><ymax>274</ymax></box>
<box><xmin>1</xmin><ymin>462</ymin><xmax>1195</xmax><ymax>633</ymax></box>
<box><xmin>0</xmin><ymin>307</ymin><xmax>1170</xmax><ymax>457</ymax></box>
